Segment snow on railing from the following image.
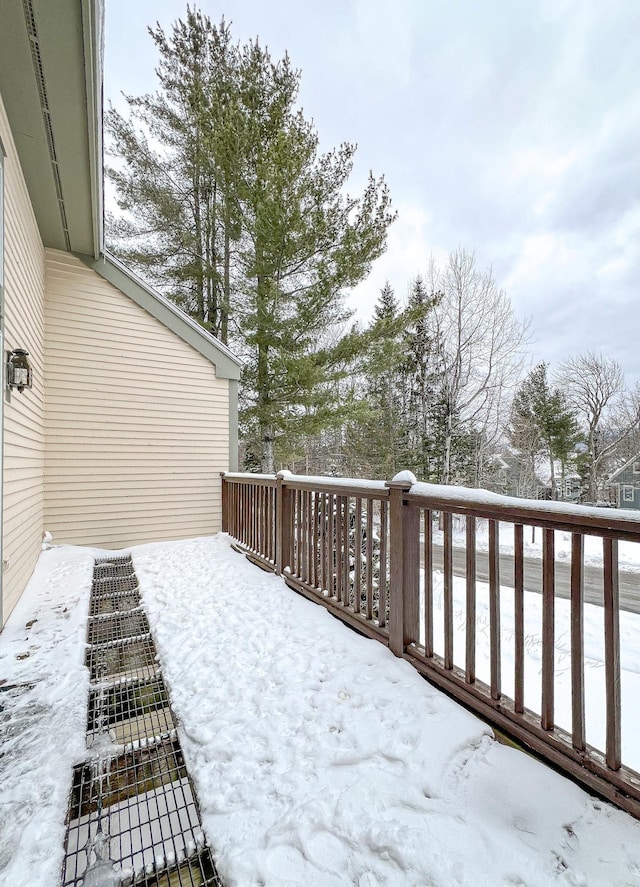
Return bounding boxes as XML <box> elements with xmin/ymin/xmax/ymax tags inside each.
<box><xmin>222</xmin><ymin>470</ymin><xmax>640</xmax><ymax>820</ymax></box>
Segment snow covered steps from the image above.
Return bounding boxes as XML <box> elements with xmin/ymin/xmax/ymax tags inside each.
<box><xmin>61</xmin><ymin>556</ymin><xmax>224</xmax><ymax>887</ymax></box>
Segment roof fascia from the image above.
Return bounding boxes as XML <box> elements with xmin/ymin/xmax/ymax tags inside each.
<box><xmin>81</xmin><ymin>0</ymin><xmax>104</xmax><ymax>259</ymax></box>
<box><xmin>608</xmin><ymin>453</ymin><xmax>640</xmax><ymax>483</ymax></box>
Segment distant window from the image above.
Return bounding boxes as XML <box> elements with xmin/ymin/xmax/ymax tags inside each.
<box><xmin>623</xmin><ymin>485</ymin><xmax>634</xmax><ymax>503</ymax></box>
<box><xmin>633</xmin><ymin>462</ymin><xmax>640</xmax><ymax>474</ymax></box>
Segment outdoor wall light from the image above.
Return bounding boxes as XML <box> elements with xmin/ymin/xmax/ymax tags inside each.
<box><xmin>7</xmin><ymin>349</ymin><xmax>33</xmax><ymax>393</ymax></box>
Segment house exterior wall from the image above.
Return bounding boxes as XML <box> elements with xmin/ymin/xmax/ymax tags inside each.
<box><xmin>0</xmin><ymin>88</ymin><xmax>46</xmax><ymax>627</ymax></box>
<box><xmin>612</xmin><ymin>460</ymin><xmax>640</xmax><ymax>510</ymax></box>
<box><xmin>44</xmin><ymin>250</ymin><xmax>230</xmax><ymax>548</ymax></box>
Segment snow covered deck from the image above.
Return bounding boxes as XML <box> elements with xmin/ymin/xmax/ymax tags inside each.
<box><xmin>2</xmin><ymin>535</ymin><xmax>640</xmax><ymax>886</ymax></box>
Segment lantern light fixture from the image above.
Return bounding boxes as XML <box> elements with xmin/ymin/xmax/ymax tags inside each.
<box><xmin>7</xmin><ymin>349</ymin><xmax>33</xmax><ymax>393</ymax></box>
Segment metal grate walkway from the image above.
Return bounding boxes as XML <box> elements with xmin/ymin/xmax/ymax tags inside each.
<box><xmin>61</xmin><ymin>556</ymin><xmax>224</xmax><ymax>886</ymax></box>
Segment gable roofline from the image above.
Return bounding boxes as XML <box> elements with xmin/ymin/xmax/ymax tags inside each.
<box><xmin>82</xmin><ymin>0</ymin><xmax>104</xmax><ymax>259</ymax></box>
<box><xmin>608</xmin><ymin>454</ymin><xmax>640</xmax><ymax>484</ymax></box>
<box><xmin>78</xmin><ymin>251</ymin><xmax>242</xmax><ymax>380</ymax></box>
<box><xmin>2</xmin><ymin>1</ymin><xmax>242</xmax><ymax>379</ymax></box>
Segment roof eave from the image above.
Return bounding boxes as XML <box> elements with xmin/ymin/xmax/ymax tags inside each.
<box><xmin>81</xmin><ymin>0</ymin><xmax>104</xmax><ymax>259</ymax></box>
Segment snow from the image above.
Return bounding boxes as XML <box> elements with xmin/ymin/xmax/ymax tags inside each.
<box><xmin>0</xmin><ymin>546</ymin><xmax>95</xmax><ymax>886</ymax></box>
<box><xmin>423</xmin><ymin>567</ymin><xmax>640</xmax><ymax>769</ymax></box>
<box><xmin>2</xmin><ymin>535</ymin><xmax>640</xmax><ymax>886</ymax></box>
<box><xmin>280</xmin><ymin>474</ymin><xmax>389</xmax><ymax>491</ymax></box>
<box><xmin>410</xmin><ymin>480</ymin><xmax>640</xmax><ymax>525</ymax></box>
<box><xmin>390</xmin><ymin>470</ymin><xmax>417</xmax><ymax>485</ymax></box>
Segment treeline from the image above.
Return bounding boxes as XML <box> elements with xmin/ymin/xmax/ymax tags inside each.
<box><xmin>287</xmin><ymin>299</ymin><xmax>640</xmax><ymax>504</ymax></box>
<box><xmin>281</xmin><ymin>271</ymin><xmax>640</xmax><ymax>502</ymax></box>
<box><xmin>106</xmin><ymin>9</ymin><xmax>639</xmax><ymax>501</ymax></box>
<box><xmin>278</xmin><ymin>248</ymin><xmax>529</xmax><ymax>488</ymax></box>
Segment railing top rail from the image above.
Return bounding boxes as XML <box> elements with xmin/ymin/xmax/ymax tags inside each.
<box><xmin>224</xmin><ymin>472</ymin><xmax>277</xmax><ymax>487</ymax></box>
<box><xmin>223</xmin><ymin>471</ymin><xmax>640</xmax><ymax>538</ymax></box>
<box><xmin>223</xmin><ymin>472</ymin><xmax>389</xmax><ymax>498</ymax></box>
<box><xmin>406</xmin><ymin>481</ymin><xmax>640</xmax><ymax>539</ymax></box>
<box><xmin>281</xmin><ymin>474</ymin><xmax>390</xmax><ymax>498</ymax></box>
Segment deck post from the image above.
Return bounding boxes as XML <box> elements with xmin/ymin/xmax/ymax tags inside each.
<box><xmin>276</xmin><ymin>471</ymin><xmax>292</xmax><ymax>576</ymax></box>
<box><xmin>386</xmin><ymin>475</ymin><xmax>418</xmax><ymax>657</ymax></box>
<box><xmin>221</xmin><ymin>473</ymin><xmax>229</xmax><ymax>534</ymax></box>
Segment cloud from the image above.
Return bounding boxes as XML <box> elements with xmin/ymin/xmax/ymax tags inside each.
<box><xmin>104</xmin><ymin>0</ymin><xmax>640</xmax><ymax>383</ymax></box>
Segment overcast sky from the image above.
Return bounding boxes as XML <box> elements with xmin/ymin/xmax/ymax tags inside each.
<box><xmin>104</xmin><ymin>0</ymin><xmax>640</xmax><ymax>381</ymax></box>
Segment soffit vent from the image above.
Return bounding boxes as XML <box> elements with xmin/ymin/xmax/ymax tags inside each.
<box><xmin>21</xmin><ymin>0</ymin><xmax>72</xmax><ymax>251</ymax></box>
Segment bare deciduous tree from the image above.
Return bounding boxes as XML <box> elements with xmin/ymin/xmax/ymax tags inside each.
<box><xmin>427</xmin><ymin>248</ymin><xmax>530</xmax><ymax>485</ymax></box>
<box><xmin>557</xmin><ymin>352</ymin><xmax>640</xmax><ymax>500</ymax></box>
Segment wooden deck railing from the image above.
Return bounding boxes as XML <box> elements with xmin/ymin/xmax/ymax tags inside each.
<box><xmin>222</xmin><ymin>470</ymin><xmax>640</xmax><ymax>819</ymax></box>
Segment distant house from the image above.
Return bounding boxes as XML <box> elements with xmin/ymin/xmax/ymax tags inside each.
<box><xmin>490</xmin><ymin>449</ymin><xmax>582</xmax><ymax>502</ymax></box>
<box><xmin>536</xmin><ymin>463</ymin><xmax>582</xmax><ymax>503</ymax></box>
<box><xmin>0</xmin><ymin>0</ymin><xmax>242</xmax><ymax>627</ymax></box>
<box><xmin>608</xmin><ymin>456</ymin><xmax>640</xmax><ymax>511</ymax></box>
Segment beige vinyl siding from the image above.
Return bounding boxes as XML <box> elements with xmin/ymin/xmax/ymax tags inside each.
<box><xmin>0</xmin><ymin>88</ymin><xmax>46</xmax><ymax>626</ymax></box>
<box><xmin>44</xmin><ymin>250</ymin><xmax>229</xmax><ymax>548</ymax></box>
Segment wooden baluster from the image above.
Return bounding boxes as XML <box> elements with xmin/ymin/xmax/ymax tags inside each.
<box><xmin>318</xmin><ymin>493</ymin><xmax>325</xmax><ymax>591</ymax></box>
<box><xmin>424</xmin><ymin>509</ymin><xmax>433</xmax><ymax>658</ymax></box>
<box><xmin>251</xmin><ymin>484</ymin><xmax>256</xmax><ymax>551</ymax></box>
<box><xmin>354</xmin><ymin>497</ymin><xmax>363</xmax><ymax>614</ymax></box>
<box><xmin>603</xmin><ymin>537</ymin><xmax>622</xmax><ymax>770</ymax></box>
<box><xmin>343</xmin><ymin>497</ymin><xmax>351</xmax><ymax>606</ymax></box>
<box><xmin>308</xmin><ymin>491</ymin><xmax>314</xmax><ymax>585</ymax></box>
<box><xmin>514</xmin><ymin>524</ymin><xmax>525</xmax><ymax>713</ymax></box>
<box><xmin>297</xmin><ymin>490</ymin><xmax>304</xmax><ymax>580</ymax></box>
<box><xmin>443</xmin><ymin>512</ymin><xmax>454</xmax><ymax>670</ymax></box>
<box><xmin>379</xmin><ymin>500</ymin><xmax>388</xmax><ymax>628</ymax></box>
<box><xmin>335</xmin><ymin>497</ymin><xmax>343</xmax><ymax>603</ymax></box>
<box><xmin>310</xmin><ymin>492</ymin><xmax>317</xmax><ymax>588</ymax></box>
<box><xmin>571</xmin><ymin>533</ymin><xmax>585</xmax><ymax>750</ymax></box>
<box><xmin>489</xmin><ymin>519</ymin><xmax>501</xmax><ymax>700</ymax></box>
<box><xmin>541</xmin><ymin>528</ymin><xmax>555</xmax><ymax>731</ymax></box>
<box><xmin>465</xmin><ymin>515</ymin><xmax>476</xmax><ymax>684</ymax></box>
<box><xmin>242</xmin><ymin>484</ymin><xmax>246</xmax><ymax>544</ymax></box>
<box><xmin>302</xmin><ymin>491</ymin><xmax>309</xmax><ymax>583</ymax></box>
<box><xmin>270</xmin><ymin>485</ymin><xmax>276</xmax><ymax>562</ymax></box>
<box><xmin>404</xmin><ymin>504</ymin><xmax>420</xmax><ymax>648</ymax></box>
<box><xmin>328</xmin><ymin>494</ymin><xmax>335</xmax><ymax>597</ymax></box>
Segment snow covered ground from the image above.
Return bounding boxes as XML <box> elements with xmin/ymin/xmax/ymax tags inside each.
<box><xmin>2</xmin><ymin>535</ymin><xmax>640</xmax><ymax>886</ymax></box>
<box><xmin>424</xmin><ymin>570</ymin><xmax>640</xmax><ymax>771</ymax></box>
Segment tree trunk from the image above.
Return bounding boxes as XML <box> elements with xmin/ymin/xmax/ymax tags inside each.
<box><xmin>261</xmin><ymin>428</ymin><xmax>275</xmax><ymax>474</ymax></box>
<box><xmin>207</xmin><ymin>181</ymin><xmax>218</xmax><ymax>336</ymax></box>
<box><xmin>441</xmin><ymin>405</ymin><xmax>453</xmax><ymax>485</ymax></box>
<box><xmin>193</xmin><ymin>165</ymin><xmax>205</xmax><ymax>323</ymax></box>
<box><xmin>256</xmin><ymin>268</ymin><xmax>274</xmax><ymax>474</ymax></box>
<box><xmin>548</xmin><ymin>441</ymin><xmax>557</xmax><ymax>499</ymax></box>
<box><xmin>222</xmin><ymin>226</ymin><xmax>230</xmax><ymax>344</ymax></box>
<box><xmin>588</xmin><ymin>428</ymin><xmax>598</xmax><ymax>501</ymax></box>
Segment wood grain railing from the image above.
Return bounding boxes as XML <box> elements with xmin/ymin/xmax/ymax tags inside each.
<box><xmin>222</xmin><ymin>471</ymin><xmax>640</xmax><ymax>819</ymax></box>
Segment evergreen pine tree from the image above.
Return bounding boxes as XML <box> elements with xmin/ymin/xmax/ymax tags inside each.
<box><xmin>346</xmin><ymin>283</ymin><xmax>405</xmax><ymax>479</ymax></box>
<box><xmin>106</xmin><ymin>11</ymin><xmax>396</xmax><ymax>473</ymax></box>
<box><xmin>509</xmin><ymin>363</ymin><xmax>581</xmax><ymax>499</ymax></box>
<box><xmin>400</xmin><ymin>276</ymin><xmax>441</xmax><ymax>480</ymax></box>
